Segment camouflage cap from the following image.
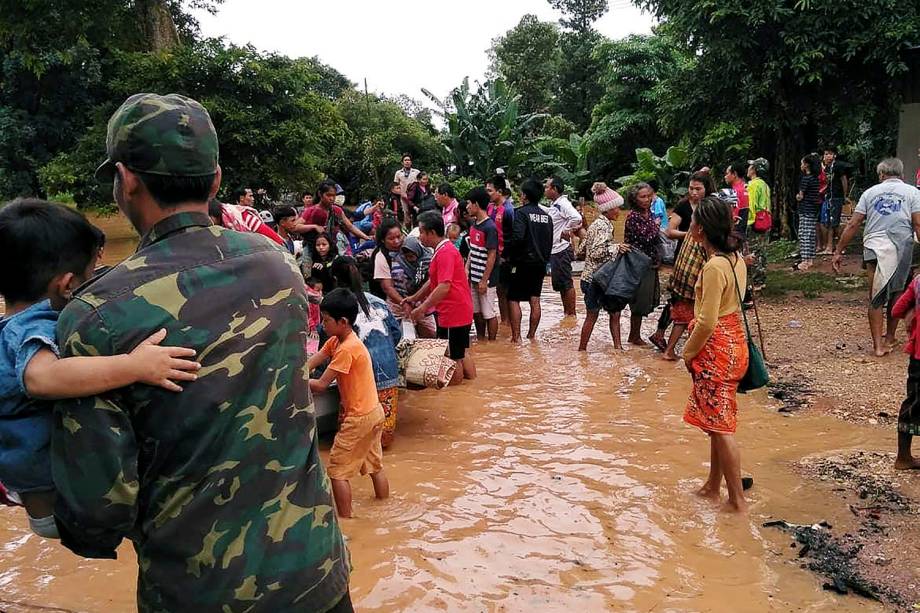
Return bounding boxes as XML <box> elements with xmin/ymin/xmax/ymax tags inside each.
<box><xmin>95</xmin><ymin>93</ymin><xmax>219</xmax><ymax>183</ymax></box>
<box><xmin>747</xmin><ymin>157</ymin><xmax>770</xmax><ymax>174</ymax></box>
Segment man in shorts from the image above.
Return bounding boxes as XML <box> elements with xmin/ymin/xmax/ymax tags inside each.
<box><xmin>507</xmin><ymin>179</ymin><xmax>554</xmax><ymax>342</ymax></box>
<box><xmin>407</xmin><ymin>211</ymin><xmax>475</xmax><ymax>385</ymax></box>
<box><xmin>544</xmin><ymin>176</ymin><xmax>583</xmax><ymax>317</ymax></box>
<box><xmin>465</xmin><ymin>187</ymin><xmax>500</xmax><ymax>340</ymax></box>
<box><xmin>834</xmin><ymin>158</ymin><xmax>920</xmax><ymax>357</ymax></box>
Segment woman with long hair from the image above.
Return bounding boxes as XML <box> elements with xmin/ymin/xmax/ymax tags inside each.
<box><xmin>310</xmin><ymin>234</ymin><xmax>338</xmax><ymax>291</ymax></box>
<box><xmin>794</xmin><ymin>154</ymin><xmax>822</xmax><ymax>271</ymax></box>
<box><xmin>371</xmin><ymin>219</ymin><xmax>436</xmax><ymax>337</ymax></box>
<box><xmin>682</xmin><ymin>197</ymin><xmax>750</xmax><ymax>513</ymax></box>
<box><xmin>330</xmin><ymin>256</ymin><xmax>403</xmax><ymax>448</ymax></box>
<box><xmin>371</xmin><ymin>218</ymin><xmax>404</xmax><ymax>303</ymax></box>
<box><xmin>650</xmin><ymin>172</ymin><xmax>713</xmax><ymax>360</ymax></box>
<box><xmin>624</xmin><ymin>182</ymin><xmax>662</xmax><ymax>345</ymax></box>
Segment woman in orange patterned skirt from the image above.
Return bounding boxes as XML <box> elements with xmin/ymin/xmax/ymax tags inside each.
<box><xmin>682</xmin><ymin>197</ymin><xmax>750</xmax><ymax>513</ymax></box>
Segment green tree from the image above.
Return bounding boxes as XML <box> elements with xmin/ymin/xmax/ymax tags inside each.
<box><xmin>548</xmin><ymin>0</ymin><xmax>609</xmax><ymax>31</ymax></box>
<box><xmin>330</xmin><ymin>90</ymin><xmax>446</xmax><ymax>201</ymax></box>
<box><xmin>637</xmin><ymin>0</ymin><xmax>920</xmax><ymax>235</ymax></box>
<box><xmin>41</xmin><ymin>40</ymin><xmax>348</xmax><ymax>207</ymax></box>
<box><xmin>424</xmin><ymin>78</ymin><xmax>545</xmax><ymax>180</ymax></box>
<box><xmin>488</xmin><ymin>14</ymin><xmax>561</xmax><ymax>114</ymax></box>
<box><xmin>0</xmin><ymin>0</ymin><xmax>221</xmax><ymax>201</ymax></box>
<box><xmin>548</xmin><ymin>0</ymin><xmax>609</xmax><ymax>130</ymax></box>
<box><xmin>586</xmin><ymin>34</ymin><xmax>680</xmax><ymax>180</ymax></box>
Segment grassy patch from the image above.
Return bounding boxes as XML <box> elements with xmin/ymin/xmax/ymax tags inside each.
<box><xmin>763</xmin><ymin>269</ymin><xmax>865</xmax><ymax>299</ymax></box>
<box><xmin>766</xmin><ymin>239</ymin><xmax>798</xmax><ymax>264</ymax></box>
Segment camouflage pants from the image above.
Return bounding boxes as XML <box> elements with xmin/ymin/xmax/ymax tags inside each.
<box><xmin>748</xmin><ymin>231</ymin><xmax>769</xmax><ymax>288</ymax></box>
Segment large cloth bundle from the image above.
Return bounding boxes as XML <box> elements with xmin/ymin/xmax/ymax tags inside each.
<box><xmin>590</xmin><ymin>249</ymin><xmax>652</xmax><ymax>312</ymax></box>
<box><xmin>396</xmin><ymin>339</ymin><xmax>456</xmax><ymax>389</ymax></box>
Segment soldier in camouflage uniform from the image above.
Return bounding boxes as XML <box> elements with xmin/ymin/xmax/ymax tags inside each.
<box><xmin>51</xmin><ymin>93</ymin><xmax>351</xmax><ymax>612</ymax></box>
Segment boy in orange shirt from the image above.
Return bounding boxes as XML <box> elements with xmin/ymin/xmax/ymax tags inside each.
<box><xmin>308</xmin><ymin>288</ymin><xmax>389</xmax><ymax>517</ymax></box>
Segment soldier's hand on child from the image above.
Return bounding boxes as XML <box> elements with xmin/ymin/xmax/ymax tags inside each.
<box><xmin>131</xmin><ymin>329</ymin><xmax>201</xmax><ymax>392</ymax></box>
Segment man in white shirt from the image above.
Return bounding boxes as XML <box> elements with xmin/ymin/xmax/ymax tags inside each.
<box><xmin>544</xmin><ymin>176</ymin><xmax>583</xmax><ymax>317</ymax></box>
<box><xmin>394</xmin><ymin>153</ymin><xmax>420</xmax><ymax>228</ymax></box>
<box><xmin>833</xmin><ymin>157</ymin><xmax>920</xmax><ymax>357</ymax></box>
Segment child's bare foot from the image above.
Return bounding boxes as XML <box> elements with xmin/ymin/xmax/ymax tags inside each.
<box><xmin>628</xmin><ymin>337</ymin><xmax>647</xmax><ymax>346</ymax></box>
<box><xmin>613</xmin><ymin>343</ymin><xmax>624</xmax><ymax>351</ymax></box>
<box><xmin>577</xmin><ymin>345</ymin><xmax>587</xmax><ymax>352</ymax></box>
<box><xmin>649</xmin><ymin>332</ymin><xmax>666</xmax><ymax>351</ymax></box>
<box><xmin>873</xmin><ymin>346</ymin><xmax>892</xmax><ymax>358</ymax></box>
<box><xmin>894</xmin><ymin>457</ymin><xmax>920</xmax><ymax>470</ymax></box>
<box><xmin>720</xmin><ymin>499</ymin><xmax>749</xmax><ymax>514</ymax></box>
<box><xmin>695</xmin><ymin>486</ymin><xmax>721</xmax><ymax>502</ymax></box>
<box><xmin>662</xmin><ymin>351</ymin><xmax>678</xmax><ymax>361</ymax></box>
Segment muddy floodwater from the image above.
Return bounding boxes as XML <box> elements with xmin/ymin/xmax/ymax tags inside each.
<box><xmin>0</xmin><ymin>215</ymin><xmax>889</xmax><ymax>612</ymax></box>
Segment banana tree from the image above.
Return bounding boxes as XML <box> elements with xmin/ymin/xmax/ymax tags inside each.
<box><xmin>616</xmin><ymin>145</ymin><xmax>691</xmax><ymax>203</ymax></box>
<box><xmin>521</xmin><ymin>131</ymin><xmax>592</xmax><ymax>193</ymax></box>
<box><xmin>424</xmin><ymin>78</ymin><xmax>545</xmax><ymax>178</ymax></box>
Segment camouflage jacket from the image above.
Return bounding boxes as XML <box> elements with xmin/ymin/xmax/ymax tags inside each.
<box><xmin>52</xmin><ymin>212</ymin><xmax>349</xmax><ymax>612</ymax></box>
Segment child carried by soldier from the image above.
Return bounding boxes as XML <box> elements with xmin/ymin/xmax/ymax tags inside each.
<box><xmin>0</xmin><ymin>199</ymin><xmax>200</xmax><ymax>537</ymax></box>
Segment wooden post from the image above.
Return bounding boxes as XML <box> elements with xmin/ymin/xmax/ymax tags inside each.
<box><xmin>897</xmin><ymin>46</ymin><xmax>920</xmax><ymax>186</ymax></box>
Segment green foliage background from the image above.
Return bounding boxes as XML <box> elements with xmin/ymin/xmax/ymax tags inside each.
<box><xmin>2</xmin><ymin>0</ymin><xmax>919</xmax><ymax>226</ymax></box>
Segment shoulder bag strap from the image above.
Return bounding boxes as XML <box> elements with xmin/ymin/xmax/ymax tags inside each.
<box><xmin>717</xmin><ymin>254</ymin><xmax>754</xmax><ymax>342</ymax></box>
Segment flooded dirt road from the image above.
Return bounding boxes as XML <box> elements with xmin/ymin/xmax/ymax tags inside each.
<box><xmin>0</xmin><ymin>215</ymin><xmax>890</xmax><ymax>611</ymax></box>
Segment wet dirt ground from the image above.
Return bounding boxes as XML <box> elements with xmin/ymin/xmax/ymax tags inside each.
<box><xmin>0</xmin><ymin>216</ymin><xmax>903</xmax><ymax>611</ymax></box>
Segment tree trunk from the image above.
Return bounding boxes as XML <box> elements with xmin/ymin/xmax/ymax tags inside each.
<box><xmin>773</xmin><ymin>128</ymin><xmax>797</xmax><ymax>240</ymax></box>
<box><xmin>136</xmin><ymin>0</ymin><xmax>179</xmax><ymax>52</ymax></box>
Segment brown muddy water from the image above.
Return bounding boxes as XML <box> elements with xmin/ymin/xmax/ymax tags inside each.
<box><xmin>0</xmin><ymin>214</ymin><xmax>889</xmax><ymax>612</ymax></box>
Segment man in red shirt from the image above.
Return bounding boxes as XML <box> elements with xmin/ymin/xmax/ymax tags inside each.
<box><xmin>724</xmin><ymin>162</ymin><xmax>750</xmax><ymax>234</ymax></box>
<box><xmin>406</xmin><ymin>210</ymin><xmax>476</xmax><ymax>386</ymax></box>
<box><xmin>294</xmin><ymin>180</ymin><xmax>370</xmax><ymax>253</ymax></box>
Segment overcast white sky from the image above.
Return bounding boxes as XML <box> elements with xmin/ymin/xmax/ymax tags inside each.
<box><xmin>192</xmin><ymin>0</ymin><xmax>655</xmax><ymax>103</ymax></box>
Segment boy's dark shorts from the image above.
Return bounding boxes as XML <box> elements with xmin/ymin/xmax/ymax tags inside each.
<box><xmin>437</xmin><ymin>324</ymin><xmax>471</xmax><ymax>360</ymax></box>
<box><xmin>581</xmin><ymin>279</ymin><xmax>610</xmax><ymax>313</ymax></box>
<box><xmin>550</xmin><ymin>247</ymin><xmax>574</xmax><ymax>292</ymax></box>
<box><xmin>820</xmin><ymin>197</ymin><xmax>844</xmax><ymax>228</ymax></box>
<box><xmin>507</xmin><ymin>262</ymin><xmax>546</xmax><ymax>302</ymax></box>
<box><xmin>498</xmin><ymin>259</ymin><xmax>513</xmax><ymax>289</ymax></box>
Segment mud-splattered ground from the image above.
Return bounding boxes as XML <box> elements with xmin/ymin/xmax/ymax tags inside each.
<box><xmin>757</xmin><ymin>252</ymin><xmax>920</xmax><ymax>611</ymax></box>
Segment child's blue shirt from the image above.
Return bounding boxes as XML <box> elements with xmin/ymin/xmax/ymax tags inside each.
<box><xmin>0</xmin><ymin>300</ymin><xmax>58</xmax><ymax>493</ymax></box>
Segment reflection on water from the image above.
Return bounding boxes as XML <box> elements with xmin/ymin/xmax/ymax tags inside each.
<box><xmin>0</xmin><ymin>213</ymin><xmax>886</xmax><ymax>612</ymax></box>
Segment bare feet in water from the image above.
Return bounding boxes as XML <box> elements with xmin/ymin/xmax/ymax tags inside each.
<box><xmin>695</xmin><ymin>486</ymin><xmax>720</xmax><ymax>503</ymax></box>
<box><xmin>662</xmin><ymin>351</ymin><xmax>679</xmax><ymax>361</ymax></box>
<box><xmin>720</xmin><ymin>500</ymin><xmax>749</xmax><ymax>514</ymax></box>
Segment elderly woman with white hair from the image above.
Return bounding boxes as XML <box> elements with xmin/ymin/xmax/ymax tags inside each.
<box><xmin>577</xmin><ymin>183</ymin><xmax>631</xmax><ymax>351</ymax></box>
